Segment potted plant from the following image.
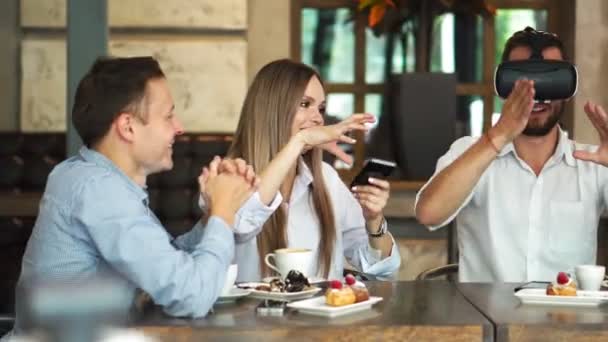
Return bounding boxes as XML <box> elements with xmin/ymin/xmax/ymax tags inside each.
<box><xmin>357</xmin><ymin>0</ymin><xmax>496</xmax><ymax>73</ymax></box>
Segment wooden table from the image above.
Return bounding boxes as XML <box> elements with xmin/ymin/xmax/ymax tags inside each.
<box><xmin>457</xmin><ymin>282</ymin><xmax>608</xmax><ymax>341</ymax></box>
<box><xmin>136</xmin><ymin>281</ymin><xmax>493</xmax><ymax>341</ymax></box>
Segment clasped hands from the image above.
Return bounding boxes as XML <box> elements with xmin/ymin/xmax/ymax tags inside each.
<box><xmin>198</xmin><ymin>156</ymin><xmax>258</xmax><ymax>226</ymax></box>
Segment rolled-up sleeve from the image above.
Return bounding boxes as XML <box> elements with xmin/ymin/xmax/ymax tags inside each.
<box><xmin>75</xmin><ymin>178</ymin><xmax>234</xmax><ymax>318</ymax></box>
<box><xmin>342</xmin><ymin>215</ymin><xmax>401</xmax><ymax>279</ymax></box>
<box><xmin>334</xmin><ymin>172</ymin><xmax>401</xmax><ymax>278</ymax></box>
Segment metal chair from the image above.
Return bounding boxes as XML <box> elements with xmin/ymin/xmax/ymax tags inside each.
<box><xmin>416</xmin><ymin>264</ymin><xmax>459</xmax><ymax>280</ymax></box>
<box><xmin>0</xmin><ymin>314</ymin><xmax>15</xmax><ymax>337</ymax></box>
<box><xmin>416</xmin><ymin>222</ymin><xmax>460</xmax><ymax>281</ymax></box>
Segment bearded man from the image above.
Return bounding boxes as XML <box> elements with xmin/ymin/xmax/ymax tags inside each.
<box><xmin>415</xmin><ymin>27</ymin><xmax>608</xmax><ymax>282</ymax></box>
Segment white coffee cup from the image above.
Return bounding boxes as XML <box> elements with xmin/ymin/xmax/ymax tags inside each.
<box><xmin>575</xmin><ymin>265</ymin><xmax>605</xmax><ymax>291</ymax></box>
<box><xmin>221</xmin><ymin>264</ymin><xmax>238</xmax><ymax>295</ymax></box>
<box><xmin>264</xmin><ymin>248</ymin><xmax>313</xmax><ymax>278</ymax></box>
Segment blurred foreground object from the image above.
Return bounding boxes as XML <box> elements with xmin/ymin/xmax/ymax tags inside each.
<box><xmin>19</xmin><ymin>277</ymin><xmax>136</xmax><ymax>342</ymax></box>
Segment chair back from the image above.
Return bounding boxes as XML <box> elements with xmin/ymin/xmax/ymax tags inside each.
<box><xmin>416</xmin><ymin>264</ymin><xmax>459</xmax><ymax>281</ymax></box>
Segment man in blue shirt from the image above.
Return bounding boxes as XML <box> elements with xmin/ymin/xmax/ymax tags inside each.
<box><xmin>12</xmin><ymin>56</ymin><xmax>256</xmax><ymax>333</ymax></box>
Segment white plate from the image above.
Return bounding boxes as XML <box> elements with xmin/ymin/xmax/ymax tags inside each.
<box><xmin>215</xmin><ymin>288</ymin><xmax>251</xmax><ymax>304</ymax></box>
<box><xmin>287</xmin><ymin>296</ymin><xmax>383</xmax><ymax>318</ymax></box>
<box><xmin>515</xmin><ymin>288</ymin><xmax>608</xmax><ymax>307</ymax></box>
<box><xmin>237</xmin><ymin>282</ymin><xmax>322</xmax><ymax>302</ymax></box>
<box><xmin>262</xmin><ymin>276</ymin><xmax>326</xmax><ymax>284</ymax></box>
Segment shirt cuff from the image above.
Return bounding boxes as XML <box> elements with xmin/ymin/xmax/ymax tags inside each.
<box><xmin>366</xmin><ymin>243</ymin><xmax>383</xmax><ymax>262</ymax></box>
<box><xmin>359</xmin><ymin>233</ymin><xmax>401</xmax><ymax>278</ymax></box>
<box><xmin>262</xmin><ymin>191</ymin><xmax>283</xmax><ymax>210</ymax></box>
<box><xmin>203</xmin><ymin>216</ymin><xmax>233</xmax><ymax>238</ymax></box>
<box><xmin>233</xmin><ymin>191</ymin><xmax>282</xmax><ymax>235</ymax></box>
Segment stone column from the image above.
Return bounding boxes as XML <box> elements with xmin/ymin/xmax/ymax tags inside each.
<box><xmin>247</xmin><ymin>0</ymin><xmax>291</xmax><ymax>82</ymax></box>
<box><xmin>573</xmin><ymin>0</ymin><xmax>608</xmax><ymax>144</ymax></box>
<box><xmin>0</xmin><ymin>0</ymin><xmax>19</xmax><ymax>131</ymax></box>
<box><xmin>20</xmin><ymin>0</ymin><xmax>248</xmax><ymax>134</ymax></box>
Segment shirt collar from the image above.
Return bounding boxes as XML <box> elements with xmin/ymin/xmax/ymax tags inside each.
<box><xmin>496</xmin><ymin>127</ymin><xmax>576</xmax><ymax>167</ymax></box>
<box><xmin>79</xmin><ymin>146</ymin><xmax>149</xmax><ymax>202</ymax></box>
<box><xmin>297</xmin><ymin>157</ymin><xmax>314</xmax><ymax>185</ymax></box>
<box><xmin>287</xmin><ymin>157</ymin><xmax>314</xmax><ymax>204</ymax></box>
<box><xmin>554</xmin><ymin>128</ymin><xmax>576</xmax><ymax>167</ymax></box>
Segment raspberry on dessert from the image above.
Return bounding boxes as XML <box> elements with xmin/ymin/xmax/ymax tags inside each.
<box><xmin>345</xmin><ymin>274</ymin><xmax>356</xmax><ymax>286</ymax></box>
<box><xmin>329</xmin><ymin>280</ymin><xmax>343</xmax><ymax>289</ymax></box>
<box><xmin>556</xmin><ymin>272</ymin><xmax>570</xmax><ymax>285</ymax></box>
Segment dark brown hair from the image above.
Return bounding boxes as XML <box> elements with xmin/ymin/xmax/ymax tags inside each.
<box><xmin>501</xmin><ymin>26</ymin><xmax>567</xmax><ymax>62</ymax></box>
<box><xmin>71</xmin><ymin>56</ymin><xmax>165</xmax><ymax>147</ymax></box>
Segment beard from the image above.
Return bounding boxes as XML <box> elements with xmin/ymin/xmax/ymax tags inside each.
<box><xmin>522</xmin><ymin>100</ymin><xmax>565</xmax><ymax>137</ymax></box>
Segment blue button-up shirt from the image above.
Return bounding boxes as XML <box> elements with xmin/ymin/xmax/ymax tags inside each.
<box><xmin>14</xmin><ymin>147</ymin><xmax>234</xmax><ymax>332</ymax></box>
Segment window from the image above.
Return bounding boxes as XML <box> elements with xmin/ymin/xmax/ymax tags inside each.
<box><xmin>292</xmin><ymin>0</ymin><xmax>573</xmax><ymax>184</ymax></box>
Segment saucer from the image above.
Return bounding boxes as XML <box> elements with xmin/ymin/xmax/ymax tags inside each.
<box><xmin>215</xmin><ymin>287</ymin><xmax>251</xmax><ymax>304</ymax></box>
<box><xmin>262</xmin><ymin>276</ymin><xmax>326</xmax><ymax>284</ymax></box>
<box><xmin>248</xmin><ymin>286</ymin><xmax>322</xmax><ymax>302</ymax></box>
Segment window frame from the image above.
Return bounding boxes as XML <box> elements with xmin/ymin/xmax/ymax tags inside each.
<box><xmin>291</xmin><ymin>0</ymin><xmax>574</xmax><ymax>189</ymax></box>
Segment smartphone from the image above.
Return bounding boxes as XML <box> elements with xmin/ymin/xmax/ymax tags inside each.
<box><xmin>513</xmin><ymin>281</ymin><xmax>551</xmax><ymax>293</ymax></box>
<box><xmin>256</xmin><ymin>300</ymin><xmax>286</xmax><ymax>316</ymax></box>
<box><xmin>350</xmin><ymin>158</ymin><xmax>397</xmax><ymax>187</ymax></box>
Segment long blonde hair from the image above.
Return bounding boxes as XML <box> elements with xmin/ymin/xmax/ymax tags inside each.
<box><xmin>229</xmin><ymin>59</ymin><xmax>336</xmax><ymax>278</ymax></box>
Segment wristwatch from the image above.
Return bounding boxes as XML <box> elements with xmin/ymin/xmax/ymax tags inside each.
<box><xmin>367</xmin><ymin>217</ymin><xmax>388</xmax><ymax>238</ymax></box>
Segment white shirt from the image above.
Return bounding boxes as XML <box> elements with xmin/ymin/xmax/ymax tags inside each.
<box><xmin>416</xmin><ymin>129</ymin><xmax>607</xmax><ymax>282</ymax></box>
<box><xmin>229</xmin><ymin>159</ymin><xmax>401</xmax><ymax>282</ymax></box>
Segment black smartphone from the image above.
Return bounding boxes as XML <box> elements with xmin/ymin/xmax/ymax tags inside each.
<box><xmin>513</xmin><ymin>281</ymin><xmax>551</xmax><ymax>293</ymax></box>
<box><xmin>256</xmin><ymin>300</ymin><xmax>286</xmax><ymax>315</ymax></box>
<box><xmin>350</xmin><ymin>158</ymin><xmax>397</xmax><ymax>187</ymax></box>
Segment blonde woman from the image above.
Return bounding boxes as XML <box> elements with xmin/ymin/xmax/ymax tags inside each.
<box><xmin>210</xmin><ymin>59</ymin><xmax>401</xmax><ymax>281</ymax></box>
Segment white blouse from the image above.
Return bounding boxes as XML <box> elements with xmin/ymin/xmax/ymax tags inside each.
<box><xmin>225</xmin><ymin>159</ymin><xmax>401</xmax><ymax>282</ymax></box>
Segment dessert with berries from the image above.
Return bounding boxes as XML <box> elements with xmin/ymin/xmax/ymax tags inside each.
<box><xmin>345</xmin><ymin>274</ymin><xmax>370</xmax><ymax>303</ymax></box>
<box><xmin>546</xmin><ymin>272</ymin><xmax>577</xmax><ymax>296</ymax></box>
<box><xmin>325</xmin><ymin>280</ymin><xmax>356</xmax><ymax>306</ymax></box>
<box><xmin>325</xmin><ymin>275</ymin><xmax>370</xmax><ymax>306</ymax></box>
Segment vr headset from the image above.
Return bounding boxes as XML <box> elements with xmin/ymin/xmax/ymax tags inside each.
<box><xmin>494</xmin><ymin>29</ymin><xmax>578</xmax><ymax>101</ymax></box>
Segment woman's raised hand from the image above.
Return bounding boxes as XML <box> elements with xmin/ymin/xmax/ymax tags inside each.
<box><xmin>295</xmin><ymin>113</ymin><xmax>375</xmax><ymax>164</ymax></box>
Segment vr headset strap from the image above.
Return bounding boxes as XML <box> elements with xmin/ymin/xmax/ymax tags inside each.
<box><xmin>528</xmin><ymin>34</ymin><xmax>546</xmax><ymax>60</ymax></box>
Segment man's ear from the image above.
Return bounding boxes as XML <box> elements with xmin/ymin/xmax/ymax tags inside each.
<box><xmin>114</xmin><ymin>112</ymin><xmax>136</xmax><ymax>142</ymax></box>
